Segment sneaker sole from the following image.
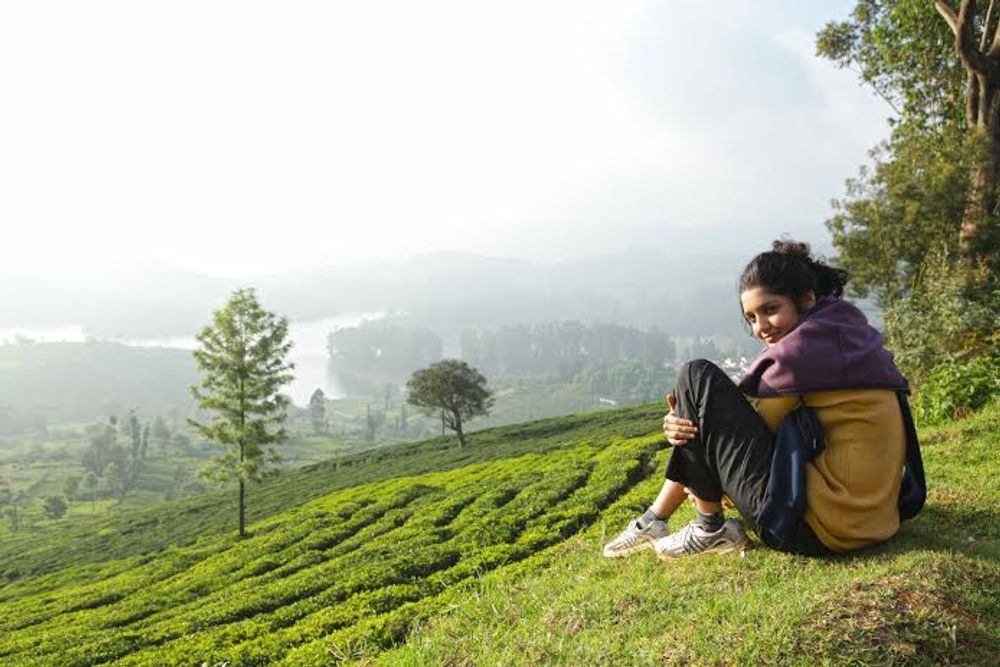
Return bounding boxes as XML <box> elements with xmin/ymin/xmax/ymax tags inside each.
<box><xmin>655</xmin><ymin>536</ymin><xmax>749</xmax><ymax>561</ymax></box>
<box><xmin>602</xmin><ymin>540</ymin><xmax>655</xmax><ymax>558</ymax></box>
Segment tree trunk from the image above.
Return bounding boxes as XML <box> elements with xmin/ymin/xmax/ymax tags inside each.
<box><xmin>962</xmin><ymin>73</ymin><xmax>1000</xmax><ymax>251</ymax></box>
<box><xmin>455</xmin><ymin>414</ymin><xmax>465</xmax><ymax>449</ymax></box>
<box><xmin>239</xmin><ymin>477</ymin><xmax>246</xmax><ymax>538</ymax></box>
<box><xmin>238</xmin><ymin>440</ymin><xmax>246</xmax><ymax>538</ymax></box>
<box><xmin>938</xmin><ymin>0</ymin><xmax>999</xmax><ymax>256</ymax></box>
<box><xmin>974</xmin><ymin>71</ymin><xmax>1000</xmax><ymax>244</ymax></box>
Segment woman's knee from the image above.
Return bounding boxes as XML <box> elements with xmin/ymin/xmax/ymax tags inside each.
<box><xmin>677</xmin><ymin>358</ymin><xmax>721</xmax><ymax>390</ymax></box>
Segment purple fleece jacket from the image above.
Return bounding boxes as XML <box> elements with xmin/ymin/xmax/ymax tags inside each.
<box><xmin>737</xmin><ymin>297</ymin><xmax>908</xmax><ymax>397</ymax></box>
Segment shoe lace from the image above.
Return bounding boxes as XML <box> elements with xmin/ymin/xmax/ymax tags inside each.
<box><xmin>678</xmin><ymin>521</ymin><xmax>714</xmax><ymax>554</ymax></box>
<box><xmin>615</xmin><ymin>521</ymin><xmax>643</xmax><ymax>547</ymax></box>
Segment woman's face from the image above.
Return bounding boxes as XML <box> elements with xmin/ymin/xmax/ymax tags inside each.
<box><xmin>740</xmin><ymin>287</ymin><xmax>815</xmax><ymax>347</ymax></box>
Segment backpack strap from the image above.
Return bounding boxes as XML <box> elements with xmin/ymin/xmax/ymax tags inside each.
<box><xmin>755</xmin><ymin>402</ymin><xmax>825</xmax><ymax>548</ymax></box>
<box><xmin>896</xmin><ymin>391</ymin><xmax>926</xmax><ymax>521</ymax></box>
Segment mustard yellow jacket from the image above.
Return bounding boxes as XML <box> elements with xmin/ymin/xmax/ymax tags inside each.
<box><xmin>755</xmin><ymin>389</ymin><xmax>905</xmax><ymax>552</ymax></box>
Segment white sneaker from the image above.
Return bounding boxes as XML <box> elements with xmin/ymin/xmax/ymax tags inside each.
<box><xmin>602</xmin><ymin>517</ymin><xmax>669</xmax><ymax>558</ymax></box>
<box><xmin>653</xmin><ymin>518</ymin><xmax>748</xmax><ymax>559</ymax></box>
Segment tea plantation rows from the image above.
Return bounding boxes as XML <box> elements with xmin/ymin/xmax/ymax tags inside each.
<box><xmin>0</xmin><ymin>429</ymin><xmax>666</xmax><ymax>665</ymax></box>
<box><xmin>0</xmin><ymin>404</ymin><xmax>660</xmax><ymax>580</ymax></box>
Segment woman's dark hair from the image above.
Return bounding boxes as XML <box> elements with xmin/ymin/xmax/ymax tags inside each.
<box><xmin>739</xmin><ymin>239</ymin><xmax>849</xmax><ymax>305</ymax></box>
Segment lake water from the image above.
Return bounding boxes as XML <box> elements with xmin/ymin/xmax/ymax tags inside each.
<box><xmin>0</xmin><ymin>313</ymin><xmax>383</xmax><ymax>407</ymax></box>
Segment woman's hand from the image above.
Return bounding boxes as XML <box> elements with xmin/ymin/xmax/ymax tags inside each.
<box><xmin>663</xmin><ymin>393</ymin><xmax>698</xmax><ymax>446</ymax></box>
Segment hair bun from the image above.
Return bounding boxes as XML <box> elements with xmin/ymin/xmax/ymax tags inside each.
<box><xmin>771</xmin><ymin>239</ymin><xmax>811</xmax><ymax>259</ymax></box>
<box><xmin>741</xmin><ymin>237</ymin><xmax>850</xmax><ymax>299</ymax></box>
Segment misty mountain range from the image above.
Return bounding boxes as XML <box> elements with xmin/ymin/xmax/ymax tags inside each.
<box><xmin>0</xmin><ymin>250</ymin><xmax>758</xmax><ymax>340</ymax></box>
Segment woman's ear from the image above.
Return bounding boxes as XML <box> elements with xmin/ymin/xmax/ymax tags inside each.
<box><xmin>801</xmin><ymin>290</ymin><xmax>817</xmax><ymax>311</ymax></box>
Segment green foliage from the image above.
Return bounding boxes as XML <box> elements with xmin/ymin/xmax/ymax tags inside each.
<box><xmin>816</xmin><ymin>0</ymin><xmax>964</xmax><ymax>135</ymax></box>
<box><xmin>0</xmin><ymin>404</ymin><xmax>661</xmax><ymax>580</ymax></box>
<box><xmin>817</xmin><ymin>2</ymin><xmax>999</xmax><ymax>300</ymax></box>
<box><xmin>327</xmin><ymin>322</ymin><xmax>442</xmax><ymax>389</ymax></box>
<box><xmin>826</xmin><ymin>128</ymin><xmax>976</xmax><ymax>305</ymax></box>
<box><xmin>460</xmin><ymin>321</ymin><xmax>676</xmax><ymax>379</ymax></box>
<box><xmin>151</xmin><ymin>415</ymin><xmax>171</xmax><ymax>447</ymax></box>
<box><xmin>406</xmin><ymin>360</ymin><xmax>494</xmax><ymax>448</ymax></box>
<box><xmin>364</xmin><ymin>403</ymin><xmax>385</xmax><ymax>443</ymax></box>
<box><xmin>1</xmin><ymin>488</ymin><xmax>24</xmax><ymax>531</ymax></box>
<box><xmin>0</xmin><ymin>402</ymin><xmax>997</xmax><ymax>665</ymax></box>
<box><xmin>913</xmin><ymin>354</ymin><xmax>1000</xmax><ymax>425</ymax></box>
<box><xmin>81</xmin><ymin>471</ymin><xmax>98</xmax><ymax>502</ymax></box>
<box><xmin>312</xmin><ymin>365</ymin><xmax>683</xmax><ymax>448</ymax></box>
<box><xmin>386</xmin><ymin>405</ymin><xmax>1000</xmax><ymax>667</ymax></box>
<box><xmin>884</xmin><ymin>252</ymin><xmax>999</xmax><ymax>384</ymax></box>
<box><xmin>61</xmin><ymin>475</ymin><xmax>81</xmax><ymax>500</ymax></box>
<box><xmin>818</xmin><ymin>2</ymin><xmax>999</xmax><ymax>389</ymax></box>
<box><xmin>0</xmin><ymin>342</ymin><xmax>197</xmax><ymax>429</ymax></box>
<box><xmin>307</xmin><ymin>388</ymin><xmax>327</xmax><ymax>435</ymax></box>
<box><xmin>104</xmin><ymin>461</ymin><xmax>126</xmax><ymax>501</ymax></box>
<box><xmin>80</xmin><ymin>418</ymin><xmax>120</xmax><ymax>476</ymax></box>
<box><xmin>189</xmin><ymin>288</ymin><xmax>295</xmax><ymax>536</ymax></box>
<box><xmin>0</xmin><ymin>417</ymin><xmax>664</xmax><ymax>666</ymax></box>
<box><xmin>190</xmin><ymin>288</ymin><xmax>294</xmax><ymax>484</ymax></box>
<box><xmin>579</xmin><ymin>361</ymin><xmax>676</xmax><ymax>405</ymax></box>
<box><xmin>42</xmin><ymin>496</ymin><xmax>67</xmax><ymax>520</ymax></box>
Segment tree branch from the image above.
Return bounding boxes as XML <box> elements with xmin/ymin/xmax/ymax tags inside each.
<box><xmin>981</xmin><ymin>0</ymin><xmax>999</xmax><ymax>51</ymax></box>
<box><xmin>956</xmin><ymin>0</ymin><xmax>990</xmax><ymax>74</ymax></box>
<box><xmin>985</xmin><ymin>0</ymin><xmax>1000</xmax><ymax>56</ymax></box>
<box><xmin>934</xmin><ymin>0</ymin><xmax>960</xmax><ymax>35</ymax></box>
<box><xmin>847</xmin><ymin>64</ymin><xmax>903</xmax><ymax>116</ymax></box>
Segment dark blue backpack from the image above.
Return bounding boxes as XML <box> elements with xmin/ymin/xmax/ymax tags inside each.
<box><xmin>755</xmin><ymin>391</ymin><xmax>926</xmax><ymax>549</ymax></box>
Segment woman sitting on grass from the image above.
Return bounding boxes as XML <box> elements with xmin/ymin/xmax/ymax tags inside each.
<box><xmin>604</xmin><ymin>239</ymin><xmax>919</xmax><ymax>558</ymax></box>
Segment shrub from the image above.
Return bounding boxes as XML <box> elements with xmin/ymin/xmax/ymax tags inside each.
<box><xmin>884</xmin><ymin>253</ymin><xmax>998</xmax><ymax>386</ymax></box>
<box><xmin>913</xmin><ymin>354</ymin><xmax>1000</xmax><ymax>425</ymax></box>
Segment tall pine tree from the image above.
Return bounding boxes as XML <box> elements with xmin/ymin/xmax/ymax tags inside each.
<box><xmin>189</xmin><ymin>288</ymin><xmax>294</xmax><ymax>538</ymax></box>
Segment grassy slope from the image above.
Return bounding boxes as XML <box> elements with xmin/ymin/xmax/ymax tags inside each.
<box><xmin>380</xmin><ymin>401</ymin><xmax>1000</xmax><ymax>667</ymax></box>
<box><xmin>0</xmin><ymin>401</ymin><xmax>995</xmax><ymax>666</ymax></box>
<box><xmin>0</xmin><ymin>421</ymin><xmax>665</xmax><ymax>666</ymax></box>
<box><xmin>0</xmin><ymin>404</ymin><xmax>659</xmax><ymax>579</ymax></box>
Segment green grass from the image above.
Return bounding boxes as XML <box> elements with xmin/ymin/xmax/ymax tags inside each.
<box><xmin>381</xmin><ymin>401</ymin><xmax>1000</xmax><ymax>666</ymax></box>
<box><xmin>0</xmin><ymin>404</ymin><xmax>660</xmax><ymax>580</ymax></box>
<box><xmin>0</xmin><ymin>433</ymin><xmax>661</xmax><ymax>665</ymax></box>
<box><xmin>306</xmin><ymin>375</ymin><xmax>624</xmax><ymax>450</ymax></box>
<box><xmin>0</xmin><ymin>401</ymin><xmax>995</xmax><ymax>666</ymax></box>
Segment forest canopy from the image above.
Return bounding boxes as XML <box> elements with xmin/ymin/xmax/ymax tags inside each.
<box><xmin>817</xmin><ymin>0</ymin><xmax>999</xmax><ymax>389</ymax></box>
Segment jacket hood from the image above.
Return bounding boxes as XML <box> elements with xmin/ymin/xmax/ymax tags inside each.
<box><xmin>737</xmin><ymin>297</ymin><xmax>908</xmax><ymax>397</ymax></box>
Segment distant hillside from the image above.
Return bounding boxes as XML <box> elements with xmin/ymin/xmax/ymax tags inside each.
<box><xmin>0</xmin><ymin>342</ymin><xmax>197</xmax><ymax>425</ymax></box>
<box><xmin>1</xmin><ymin>250</ymin><xmax>752</xmax><ymax>339</ymax></box>
<box><xmin>0</xmin><ymin>401</ymin><xmax>996</xmax><ymax>666</ymax></box>
<box><xmin>0</xmin><ymin>263</ymin><xmax>236</xmax><ymax>339</ymax></box>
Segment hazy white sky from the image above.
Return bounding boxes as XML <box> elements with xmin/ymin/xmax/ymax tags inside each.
<box><xmin>0</xmin><ymin>1</ymin><xmax>887</xmax><ymax>279</ymax></box>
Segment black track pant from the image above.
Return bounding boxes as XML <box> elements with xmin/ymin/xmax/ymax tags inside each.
<box><xmin>664</xmin><ymin>359</ymin><xmax>830</xmax><ymax>557</ymax></box>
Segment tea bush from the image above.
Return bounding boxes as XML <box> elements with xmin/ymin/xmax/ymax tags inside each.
<box><xmin>0</xmin><ymin>430</ymin><xmax>664</xmax><ymax>666</ymax></box>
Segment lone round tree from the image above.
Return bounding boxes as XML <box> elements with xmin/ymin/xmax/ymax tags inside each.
<box><xmin>406</xmin><ymin>359</ymin><xmax>494</xmax><ymax>448</ymax></box>
<box><xmin>189</xmin><ymin>288</ymin><xmax>294</xmax><ymax>538</ymax></box>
